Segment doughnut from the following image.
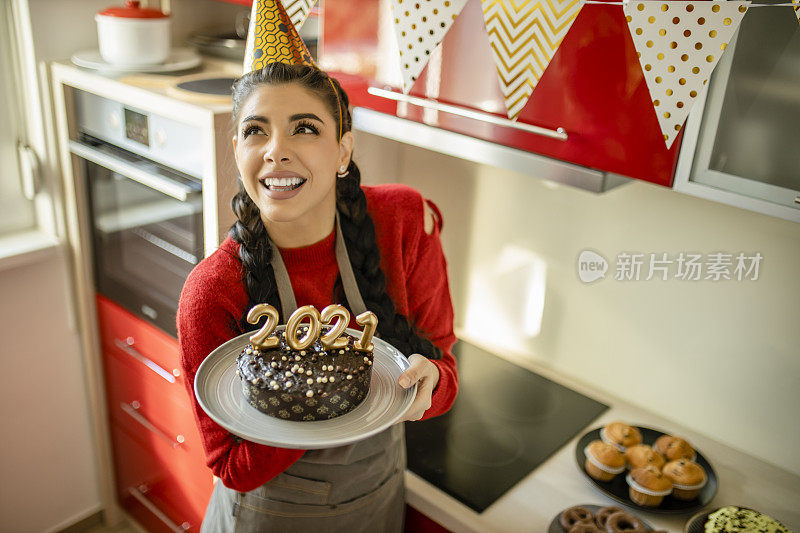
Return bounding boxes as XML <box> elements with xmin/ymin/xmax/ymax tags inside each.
<box><xmin>569</xmin><ymin>523</ymin><xmax>604</xmax><ymax>533</ymax></box>
<box><xmin>559</xmin><ymin>506</ymin><xmax>593</xmax><ymax>531</ymax></box>
<box><xmin>604</xmin><ymin>511</ymin><xmax>648</xmax><ymax>533</ymax></box>
<box><xmin>595</xmin><ymin>506</ymin><xmax>624</xmax><ymax>529</ymax></box>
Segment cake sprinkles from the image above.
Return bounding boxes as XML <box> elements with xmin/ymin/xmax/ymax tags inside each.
<box><xmin>236</xmin><ymin>307</ymin><xmax>376</xmax><ymax>421</ymax></box>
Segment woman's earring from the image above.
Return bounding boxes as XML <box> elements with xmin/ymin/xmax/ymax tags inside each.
<box><xmin>336</xmin><ymin>165</ymin><xmax>350</xmax><ymax>178</ymax></box>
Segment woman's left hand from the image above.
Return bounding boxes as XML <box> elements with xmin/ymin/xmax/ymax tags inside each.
<box><xmin>397</xmin><ymin>354</ymin><xmax>440</xmax><ymax>422</ymax></box>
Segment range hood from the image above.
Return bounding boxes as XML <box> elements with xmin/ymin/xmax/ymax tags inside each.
<box><xmin>353</xmin><ymin>104</ymin><xmax>630</xmax><ymax>194</ymax></box>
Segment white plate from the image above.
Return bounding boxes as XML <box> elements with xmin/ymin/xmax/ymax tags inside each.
<box><xmin>194</xmin><ymin>328</ymin><xmax>417</xmax><ymax>449</ymax></box>
<box><xmin>71</xmin><ymin>47</ymin><xmax>201</xmax><ymax>73</ymax></box>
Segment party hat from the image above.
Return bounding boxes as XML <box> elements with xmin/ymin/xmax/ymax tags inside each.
<box><xmin>243</xmin><ymin>0</ymin><xmax>316</xmax><ymax>74</ymax></box>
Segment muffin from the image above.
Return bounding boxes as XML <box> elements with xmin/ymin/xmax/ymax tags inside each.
<box><xmin>601</xmin><ymin>421</ymin><xmax>642</xmax><ymax>450</ymax></box>
<box><xmin>584</xmin><ymin>440</ymin><xmax>626</xmax><ymax>482</ymax></box>
<box><xmin>662</xmin><ymin>458</ymin><xmax>706</xmax><ymax>500</ymax></box>
<box><xmin>626</xmin><ymin>465</ymin><xmax>673</xmax><ymax>506</ymax></box>
<box><xmin>625</xmin><ymin>444</ymin><xmax>666</xmax><ymax>471</ymax></box>
<box><xmin>653</xmin><ymin>434</ymin><xmax>696</xmax><ymax>461</ymax></box>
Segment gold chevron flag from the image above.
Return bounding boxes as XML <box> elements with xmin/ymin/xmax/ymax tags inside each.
<box><xmin>282</xmin><ymin>0</ymin><xmax>317</xmax><ymax>29</ymax></box>
<box><xmin>481</xmin><ymin>0</ymin><xmax>582</xmax><ymax>121</ymax></box>
<box><xmin>390</xmin><ymin>0</ymin><xmax>468</xmax><ymax>93</ymax></box>
<box><xmin>624</xmin><ymin>1</ymin><xmax>749</xmax><ymax>148</ymax></box>
<box><xmin>243</xmin><ymin>0</ymin><xmax>316</xmax><ymax>75</ymax></box>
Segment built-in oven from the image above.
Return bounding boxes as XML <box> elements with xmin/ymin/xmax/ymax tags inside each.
<box><xmin>71</xmin><ymin>90</ymin><xmax>205</xmax><ymax>337</ymax></box>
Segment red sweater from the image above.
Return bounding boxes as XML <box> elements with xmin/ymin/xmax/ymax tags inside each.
<box><xmin>177</xmin><ymin>184</ymin><xmax>458</xmax><ymax>492</ymax></box>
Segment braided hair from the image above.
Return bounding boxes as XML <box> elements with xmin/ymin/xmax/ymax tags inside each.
<box><xmin>229</xmin><ymin>62</ymin><xmax>441</xmax><ymax>360</ymax></box>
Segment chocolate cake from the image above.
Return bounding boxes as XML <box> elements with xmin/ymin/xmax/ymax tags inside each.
<box><xmin>236</xmin><ymin>327</ymin><xmax>374</xmax><ymax>421</ymax></box>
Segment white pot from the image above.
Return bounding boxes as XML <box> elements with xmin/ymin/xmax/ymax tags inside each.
<box><xmin>96</xmin><ymin>1</ymin><xmax>171</xmax><ymax>67</ymax></box>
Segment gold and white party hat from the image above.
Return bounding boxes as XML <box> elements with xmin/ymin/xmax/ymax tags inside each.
<box><xmin>243</xmin><ymin>0</ymin><xmax>317</xmax><ymax>74</ymax></box>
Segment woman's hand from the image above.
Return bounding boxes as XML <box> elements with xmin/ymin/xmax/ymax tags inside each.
<box><xmin>398</xmin><ymin>354</ymin><xmax>440</xmax><ymax>422</ymax></box>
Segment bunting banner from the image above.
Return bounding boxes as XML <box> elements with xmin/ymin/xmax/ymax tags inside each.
<box><xmin>481</xmin><ymin>0</ymin><xmax>583</xmax><ymax>121</ymax></box>
<box><xmin>624</xmin><ymin>0</ymin><xmax>750</xmax><ymax>148</ymax></box>
<box><xmin>390</xmin><ymin>0</ymin><xmax>469</xmax><ymax>93</ymax></box>
<box><xmin>282</xmin><ymin>0</ymin><xmax>317</xmax><ymax>30</ymax></box>
<box><xmin>794</xmin><ymin>0</ymin><xmax>800</xmax><ymax>24</ymax></box>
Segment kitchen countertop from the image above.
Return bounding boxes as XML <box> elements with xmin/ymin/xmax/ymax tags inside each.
<box><xmin>405</xmin><ymin>333</ymin><xmax>800</xmax><ymax>532</ymax></box>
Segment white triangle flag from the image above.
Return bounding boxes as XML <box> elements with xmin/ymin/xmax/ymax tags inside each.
<box><xmin>624</xmin><ymin>0</ymin><xmax>750</xmax><ymax>148</ymax></box>
<box><xmin>390</xmin><ymin>0</ymin><xmax>468</xmax><ymax>93</ymax></box>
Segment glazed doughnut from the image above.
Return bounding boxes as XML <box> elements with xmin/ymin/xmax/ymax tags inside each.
<box><xmin>595</xmin><ymin>506</ymin><xmax>624</xmax><ymax>529</ymax></box>
<box><xmin>604</xmin><ymin>511</ymin><xmax>648</xmax><ymax>533</ymax></box>
<box><xmin>569</xmin><ymin>523</ymin><xmax>604</xmax><ymax>533</ymax></box>
<box><xmin>559</xmin><ymin>506</ymin><xmax>593</xmax><ymax>531</ymax></box>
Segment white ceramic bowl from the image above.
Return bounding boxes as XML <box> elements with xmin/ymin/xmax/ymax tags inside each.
<box><xmin>95</xmin><ymin>14</ymin><xmax>170</xmax><ymax>66</ymax></box>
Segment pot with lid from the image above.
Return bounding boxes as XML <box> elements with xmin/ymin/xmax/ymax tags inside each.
<box><xmin>95</xmin><ymin>0</ymin><xmax>170</xmax><ymax>66</ymax></box>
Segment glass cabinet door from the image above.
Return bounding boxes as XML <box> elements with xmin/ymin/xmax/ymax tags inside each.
<box><xmin>676</xmin><ymin>4</ymin><xmax>800</xmax><ymax>222</ymax></box>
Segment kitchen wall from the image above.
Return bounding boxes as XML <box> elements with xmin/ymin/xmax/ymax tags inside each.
<box><xmin>354</xmin><ymin>130</ymin><xmax>800</xmax><ymax>477</ymax></box>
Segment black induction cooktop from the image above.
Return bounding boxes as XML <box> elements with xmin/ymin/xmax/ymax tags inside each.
<box><xmin>405</xmin><ymin>341</ymin><xmax>608</xmax><ymax>513</ymax></box>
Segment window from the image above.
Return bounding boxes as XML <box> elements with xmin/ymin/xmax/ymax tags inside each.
<box><xmin>0</xmin><ymin>1</ymin><xmax>36</xmax><ymax>238</ymax></box>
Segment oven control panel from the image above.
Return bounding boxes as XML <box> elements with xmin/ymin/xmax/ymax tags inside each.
<box><xmin>74</xmin><ymin>90</ymin><xmax>205</xmax><ymax>180</ymax></box>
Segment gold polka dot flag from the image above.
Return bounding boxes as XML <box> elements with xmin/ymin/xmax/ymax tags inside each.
<box><xmin>390</xmin><ymin>0</ymin><xmax>469</xmax><ymax>94</ymax></box>
<box><xmin>243</xmin><ymin>0</ymin><xmax>317</xmax><ymax>75</ymax></box>
<box><xmin>623</xmin><ymin>1</ymin><xmax>750</xmax><ymax>148</ymax></box>
<box><xmin>482</xmin><ymin>0</ymin><xmax>583</xmax><ymax>121</ymax></box>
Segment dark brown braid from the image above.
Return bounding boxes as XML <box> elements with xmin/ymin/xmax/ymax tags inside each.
<box><xmin>229</xmin><ymin>62</ymin><xmax>441</xmax><ymax>360</ymax></box>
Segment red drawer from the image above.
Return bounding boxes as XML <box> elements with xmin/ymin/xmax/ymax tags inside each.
<box><xmin>103</xmin><ymin>342</ymin><xmax>209</xmax><ymax>483</ymax></box>
<box><xmin>110</xmin><ymin>422</ymin><xmax>211</xmax><ymax>533</ymax></box>
<box><xmin>96</xmin><ymin>294</ymin><xmax>182</xmax><ymax>377</ymax></box>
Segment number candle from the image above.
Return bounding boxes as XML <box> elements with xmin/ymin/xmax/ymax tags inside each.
<box><xmin>354</xmin><ymin>311</ymin><xmax>378</xmax><ymax>352</ymax></box>
<box><xmin>285</xmin><ymin>305</ymin><xmax>322</xmax><ymax>351</ymax></box>
<box><xmin>320</xmin><ymin>304</ymin><xmax>350</xmax><ymax>349</ymax></box>
<box><xmin>246</xmin><ymin>303</ymin><xmax>279</xmax><ymax>349</ymax></box>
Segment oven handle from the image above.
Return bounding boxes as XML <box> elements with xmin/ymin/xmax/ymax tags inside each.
<box><xmin>69</xmin><ymin>140</ymin><xmax>196</xmax><ymax>202</ymax></box>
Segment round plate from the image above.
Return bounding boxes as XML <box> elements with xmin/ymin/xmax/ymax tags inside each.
<box><xmin>194</xmin><ymin>328</ymin><xmax>417</xmax><ymax>449</ymax></box>
<box><xmin>547</xmin><ymin>504</ymin><xmax>656</xmax><ymax>532</ymax></box>
<box><xmin>574</xmin><ymin>426</ymin><xmax>718</xmax><ymax>514</ymax></box>
<box><xmin>71</xmin><ymin>47</ymin><xmax>201</xmax><ymax>73</ymax></box>
<box><xmin>683</xmin><ymin>506</ymin><xmax>792</xmax><ymax>533</ymax></box>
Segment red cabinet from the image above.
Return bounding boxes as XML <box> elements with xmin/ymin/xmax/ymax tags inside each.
<box><xmin>321</xmin><ymin>0</ymin><xmax>680</xmax><ymax>186</ymax></box>
<box><xmin>97</xmin><ymin>294</ymin><xmax>213</xmax><ymax>532</ymax></box>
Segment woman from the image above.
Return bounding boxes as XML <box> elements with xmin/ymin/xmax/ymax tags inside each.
<box><xmin>177</xmin><ymin>62</ymin><xmax>458</xmax><ymax>532</ymax></box>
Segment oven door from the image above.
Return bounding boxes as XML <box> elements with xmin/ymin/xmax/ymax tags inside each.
<box><xmin>72</xmin><ymin>136</ymin><xmax>203</xmax><ymax>337</ymax></box>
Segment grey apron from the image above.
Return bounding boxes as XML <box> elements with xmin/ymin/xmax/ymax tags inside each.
<box><xmin>201</xmin><ymin>215</ymin><xmax>406</xmax><ymax>533</ymax></box>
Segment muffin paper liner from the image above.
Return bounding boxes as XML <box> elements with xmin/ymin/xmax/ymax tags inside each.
<box><xmin>625</xmin><ymin>473</ymin><xmax>673</xmax><ymax>497</ymax></box>
<box><xmin>672</xmin><ymin>477</ymin><xmax>707</xmax><ymax>491</ymax></box>
<box><xmin>584</xmin><ymin>445</ymin><xmax>626</xmax><ymax>474</ymax></box>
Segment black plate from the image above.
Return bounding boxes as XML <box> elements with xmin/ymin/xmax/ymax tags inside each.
<box><xmin>547</xmin><ymin>504</ymin><xmax>656</xmax><ymax>532</ymax></box>
<box><xmin>574</xmin><ymin>426</ymin><xmax>718</xmax><ymax>514</ymax></box>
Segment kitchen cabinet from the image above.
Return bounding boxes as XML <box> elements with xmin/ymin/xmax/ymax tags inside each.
<box><xmin>96</xmin><ymin>294</ymin><xmax>213</xmax><ymax>532</ymax></box>
<box><xmin>321</xmin><ymin>0</ymin><xmax>679</xmax><ymax>187</ymax></box>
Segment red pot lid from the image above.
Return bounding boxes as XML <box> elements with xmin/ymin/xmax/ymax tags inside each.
<box><xmin>98</xmin><ymin>0</ymin><xmax>168</xmax><ymax>19</ymax></box>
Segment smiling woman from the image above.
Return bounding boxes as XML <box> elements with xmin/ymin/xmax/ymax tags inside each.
<box><xmin>232</xmin><ymin>81</ymin><xmax>352</xmax><ymax>248</ymax></box>
<box><xmin>177</xmin><ymin>61</ymin><xmax>459</xmax><ymax>532</ymax></box>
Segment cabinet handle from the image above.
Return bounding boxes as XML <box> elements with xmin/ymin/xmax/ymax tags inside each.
<box><xmin>114</xmin><ymin>337</ymin><xmax>176</xmax><ymax>384</ymax></box>
<box><xmin>120</xmin><ymin>401</ymin><xmax>184</xmax><ymax>448</ymax></box>
<box><xmin>128</xmin><ymin>485</ymin><xmax>191</xmax><ymax>532</ymax></box>
<box><xmin>367</xmin><ymin>86</ymin><xmax>568</xmax><ymax>141</ymax></box>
